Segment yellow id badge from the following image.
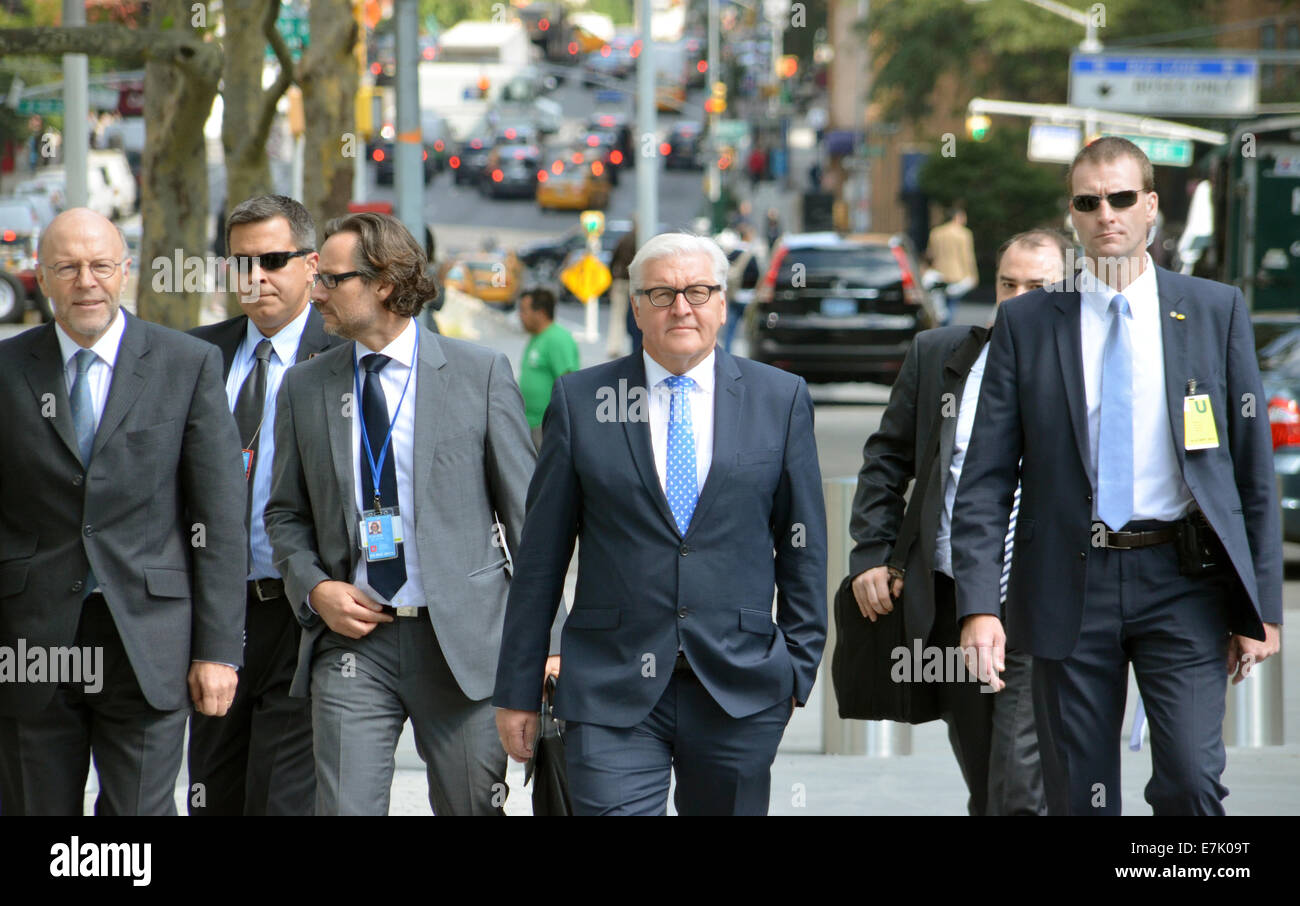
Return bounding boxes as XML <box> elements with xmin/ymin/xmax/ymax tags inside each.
<box><xmin>1184</xmin><ymin>394</ymin><xmax>1220</xmax><ymax>450</ymax></box>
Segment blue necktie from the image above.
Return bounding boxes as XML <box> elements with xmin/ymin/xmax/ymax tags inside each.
<box><xmin>360</xmin><ymin>353</ymin><xmax>407</xmax><ymax>600</ymax></box>
<box><xmin>1098</xmin><ymin>293</ymin><xmax>1134</xmax><ymax>531</ymax></box>
<box><xmin>663</xmin><ymin>375</ymin><xmax>699</xmax><ymax>535</ymax></box>
<box><xmin>70</xmin><ymin>349</ymin><xmax>97</xmax><ymax>595</ymax></box>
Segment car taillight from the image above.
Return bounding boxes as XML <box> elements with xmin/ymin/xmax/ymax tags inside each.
<box><xmin>890</xmin><ymin>245</ymin><xmax>924</xmax><ymax>305</ymax></box>
<box><xmin>449</xmin><ymin>156</ymin><xmax>461</xmax><ymax>168</ymax></box>
<box><xmin>756</xmin><ymin>246</ymin><xmax>787</xmax><ymax>306</ymax></box>
<box><xmin>660</xmin><ymin>142</ymin><xmax>671</xmax><ymax>156</ymax></box>
<box><xmin>610</xmin><ymin>150</ymin><xmax>623</xmax><ymax>165</ymax></box>
<box><xmin>434</xmin><ymin>140</ymin><xmax>444</xmax><ymax>152</ymax></box>
<box><xmin>537</xmin><ymin>170</ymin><xmax>548</xmax><ymax>182</ymax></box>
<box><xmin>491</xmin><ymin>169</ymin><xmax>504</xmax><ymax>182</ymax></box>
<box><xmin>1269</xmin><ymin>395</ymin><xmax>1300</xmax><ymax>449</ymax></box>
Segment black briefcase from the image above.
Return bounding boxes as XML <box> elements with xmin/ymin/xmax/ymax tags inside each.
<box><xmin>830</xmin><ymin>574</ymin><xmax>942</xmax><ymax>724</ymax></box>
<box><xmin>524</xmin><ymin>676</ymin><xmax>572</xmax><ymax>816</ymax></box>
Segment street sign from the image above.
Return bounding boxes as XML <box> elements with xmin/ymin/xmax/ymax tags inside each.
<box><xmin>17</xmin><ymin>97</ymin><xmax>62</xmax><ymax>115</ymax></box>
<box><xmin>268</xmin><ymin>7</ymin><xmax>310</xmax><ymax>62</ymax></box>
<box><xmin>562</xmin><ymin>254</ymin><xmax>612</xmax><ymax>302</ymax></box>
<box><xmin>1069</xmin><ymin>53</ymin><xmax>1259</xmax><ymax>117</ymax></box>
<box><xmin>1028</xmin><ymin>122</ymin><xmax>1082</xmax><ymax>164</ymax></box>
<box><xmin>1106</xmin><ymin>132</ymin><xmax>1193</xmax><ymax>167</ymax></box>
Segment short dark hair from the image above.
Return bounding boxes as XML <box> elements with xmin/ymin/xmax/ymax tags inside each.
<box><xmin>522</xmin><ymin>286</ymin><xmax>556</xmax><ymax>320</ymax></box>
<box><xmin>225</xmin><ymin>194</ymin><xmax>316</xmax><ymax>252</ymax></box>
<box><xmin>323</xmin><ymin>212</ymin><xmax>439</xmax><ymax>318</ymax></box>
<box><xmin>1067</xmin><ymin>136</ymin><xmax>1155</xmax><ymax>193</ymax></box>
<box><xmin>995</xmin><ymin>229</ymin><xmax>1073</xmax><ymax>271</ymax></box>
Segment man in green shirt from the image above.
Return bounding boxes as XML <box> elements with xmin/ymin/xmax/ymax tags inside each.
<box><xmin>518</xmin><ymin>287</ymin><xmax>580</xmax><ymax>450</ymax></box>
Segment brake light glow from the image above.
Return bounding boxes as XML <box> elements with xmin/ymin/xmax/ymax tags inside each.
<box><xmin>571</xmin><ymin>151</ymin><xmax>584</xmax><ymax>164</ymax></box>
<box><xmin>659</xmin><ymin>142</ymin><xmax>671</xmax><ymax>156</ymax></box>
<box><xmin>890</xmin><ymin>244</ymin><xmax>925</xmax><ymax>305</ymax></box>
<box><xmin>434</xmin><ymin>140</ymin><xmax>444</xmax><ymax>152</ymax></box>
<box><xmin>591</xmin><ymin>161</ymin><xmax>604</xmax><ymax>176</ymax></box>
<box><xmin>449</xmin><ymin>155</ymin><xmax>461</xmax><ymax>168</ymax></box>
<box><xmin>539</xmin><ymin>18</ymin><xmax>549</xmax><ymax>30</ymax></box>
<box><xmin>586</xmin><ymin>135</ymin><xmax>599</xmax><ymax>147</ymax></box>
<box><xmin>610</xmin><ymin>150</ymin><xmax>623</xmax><ymax>165</ymax></box>
<box><xmin>537</xmin><ymin>170</ymin><xmax>548</xmax><ymax>182</ymax></box>
<box><xmin>552</xmin><ymin>160</ymin><xmax>564</xmax><ymax>174</ymax></box>
<box><xmin>491</xmin><ymin>169</ymin><xmax>504</xmax><ymax>182</ymax></box>
<box><xmin>1270</xmin><ymin>396</ymin><xmax>1300</xmax><ymax>449</ymax></box>
<box><xmin>568</xmin><ymin>42</ymin><xmax>579</xmax><ymax>55</ymax></box>
<box><xmin>756</xmin><ymin>245</ymin><xmax>788</xmax><ymax>305</ymax></box>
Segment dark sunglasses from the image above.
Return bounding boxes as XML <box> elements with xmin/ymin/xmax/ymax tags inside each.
<box><xmin>1071</xmin><ymin>190</ymin><xmax>1141</xmax><ymax>212</ymax></box>
<box><xmin>232</xmin><ymin>249</ymin><xmax>314</xmax><ymax>272</ymax></box>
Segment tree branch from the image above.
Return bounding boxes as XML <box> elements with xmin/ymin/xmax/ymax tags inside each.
<box><xmin>232</xmin><ymin>0</ymin><xmax>295</xmax><ymax>166</ymax></box>
<box><xmin>0</xmin><ymin>26</ymin><xmax>221</xmax><ymax>85</ymax></box>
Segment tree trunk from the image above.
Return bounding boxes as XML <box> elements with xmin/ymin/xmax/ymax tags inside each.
<box><xmin>299</xmin><ymin>0</ymin><xmax>359</xmax><ymax>241</ymax></box>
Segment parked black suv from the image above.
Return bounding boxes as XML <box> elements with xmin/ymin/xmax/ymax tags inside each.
<box><xmin>746</xmin><ymin>232</ymin><xmax>938</xmax><ymax>385</ymax></box>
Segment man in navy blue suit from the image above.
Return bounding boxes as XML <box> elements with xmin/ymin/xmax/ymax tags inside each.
<box><xmin>953</xmin><ymin>137</ymin><xmax>1283</xmax><ymax>815</ymax></box>
<box><xmin>494</xmin><ymin>232</ymin><xmax>827</xmax><ymax>815</ymax></box>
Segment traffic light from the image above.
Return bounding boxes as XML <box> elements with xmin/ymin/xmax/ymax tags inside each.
<box><xmin>706</xmin><ymin>80</ymin><xmax>727</xmax><ymax>115</ymax></box>
<box><xmin>966</xmin><ymin>114</ymin><xmax>991</xmax><ymax>142</ymax></box>
<box><xmin>778</xmin><ymin>55</ymin><xmax>798</xmax><ymax>79</ymax></box>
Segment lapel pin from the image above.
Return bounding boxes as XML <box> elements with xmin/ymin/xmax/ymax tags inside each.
<box><xmin>1169</xmin><ymin>311</ymin><xmax>1185</xmax><ymax>320</ymax></box>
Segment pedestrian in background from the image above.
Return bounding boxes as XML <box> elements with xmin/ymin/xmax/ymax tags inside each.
<box><xmin>607</xmin><ymin>223</ymin><xmax>637</xmax><ymax>359</ymax></box>
<box><xmin>928</xmin><ymin>205</ymin><xmax>978</xmax><ymax>326</ymax></box>
<box><xmin>518</xmin><ymin>286</ymin><xmax>580</xmax><ymax>451</ymax></box>
<box><xmin>722</xmin><ymin>222</ymin><xmax>766</xmax><ymax>353</ymax></box>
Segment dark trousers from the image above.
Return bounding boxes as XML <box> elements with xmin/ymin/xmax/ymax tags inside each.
<box><xmin>187</xmin><ymin>586</ymin><xmax>314</xmax><ymax>815</ymax></box>
<box><xmin>987</xmin><ymin>647</ymin><xmax>1047</xmax><ymax>815</ymax></box>
<box><xmin>564</xmin><ymin>664</ymin><xmax>792</xmax><ymax>815</ymax></box>
<box><xmin>932</xmin><ymin>573</ymin><xmax>994</xmax><ymax>815</ymax></box>
<box><xmin>0</xmin><ymin>594</ymin><xmax>187</xmax><ymax>815</ymax></box>
<box><xmin>1032</xmin><ymin>530</ymin><xmax>1233</xmax><ymax>815</ymax></box>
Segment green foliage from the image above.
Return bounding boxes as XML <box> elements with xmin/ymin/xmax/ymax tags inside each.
<box><xmin>417</xmin><ymin>0</ymin><xmax>502</xmax><ymax>30</ymax></box>
<box><xmin>865</xmin><ymin>0</ymin><xmax>1218</xmax><ymax>123</ymax></box>
<box><xmin>919</xmin><ymin>127</ymin><xmax>1068</xmax><ymax>282</ymax></box>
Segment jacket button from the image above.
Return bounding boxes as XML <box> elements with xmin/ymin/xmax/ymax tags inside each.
<box><xmin>1086</xmin><ymin>494</ymin><xmax>1092</xmax><ymax>503</ymax></box>
<box><xmin>679</xmin><ymin>544</ymin><xmax>690</xmax><ymax>555</ymax></box>
<box><xmin>1078</xmin><ymin>551</ymin><xmax>1087</xmax><ymax>560</ymax></box>
<box><xmin>83</xmin><ymin>525</ymin><xmax>94</xmax><ymax>536</ymax></box>
<box><xmin>70</xmin><ymin>580</ymin><xmax>83</xmax><ymax>592</ymax></box>
<box><xmin>677</xmin><ymin>608</ymin><xmax>688</xmax><ymax>619</ymax></box>
<box><xmin>73</xmin><ymin>474</ymin><xmax>84</xmax><ymax>487</ymax></box>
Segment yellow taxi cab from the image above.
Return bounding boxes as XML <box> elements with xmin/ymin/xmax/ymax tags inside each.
<box><xmin>536</xmin><ymin>148</ymin><xmax>611</xmax><ymax>211</ymax></box>
<box><xmin>440</xmin><ymin>247</ymin><xmax>525</xmax><ymax>308</ymax></box>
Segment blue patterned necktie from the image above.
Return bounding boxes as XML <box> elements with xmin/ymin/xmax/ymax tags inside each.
<box><xmin>1097</xmin><ymin>293</ymin><xmax>1134</xmax><ymax>531</ymax></box>
<box><xmin>70</xmin><ymin>348</ymin><xmax>97</xmax><ymax>596</ymax></box>
<box><xmin>663</xmin><ymin>375</ymin><xmax>699</xmax><ymax>535</ymax></box>
<box><xmin>360</xmin><ymin>353</ymin><xmax>407</xmax><ymax>600</ymax></box>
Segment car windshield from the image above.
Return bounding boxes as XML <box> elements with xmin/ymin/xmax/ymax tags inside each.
<box><xmin>778</xmin><ymin>246</ymin><xmax>903</xmax><ymax>287</ymax></box>
<box><xmin>1257</xmin><ymin>325</ymin><xmax>1300</xmax><ymax>376</ymax></box>
<box><xmin>0</xmin><ymin>200</ymin><xmax>39</xmax><ymax>231</ymax></box>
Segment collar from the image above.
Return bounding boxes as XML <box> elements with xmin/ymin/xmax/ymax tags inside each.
<box><xmin>55</xmin><ymin>307</ymin><xmax>127</xmax><ymax>371</ymax></box>
<box><xmin>245</xmin><ymin>302</ymin><xmax>311</xmax><ymax>366</ymax></box>
<box><xmin>353</xmin><ymin>317</ymin><xmax>418</xmax><ymax>370</ymax></box>
<box><xmin>1079</xmin><ymin>253</ymin><xmax>1156</xmax><ymax>318</ymax></box>
<box><xmin>644</xmin><ymin>348</ymin><xmax>717</xmax><ymax>395</ymax></box>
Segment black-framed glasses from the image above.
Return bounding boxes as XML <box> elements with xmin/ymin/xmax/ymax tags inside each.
<box><xmin>1071</xmin><ymin>190</ymin><xmax>1142</xmax><ymax>212</ymax></box>
<box><xmin>639</xmin><ymin>284</ymin><xmax>721</xmax><ymax>307</ymax></box>
<box><xmin>312</xmin><ymin>270</ymin><xmax>364</xmax><ymax>290</ymax></box>
<box><xmin>45</xmin><ymin>260</ymin><xmax>124</xmax><ymax>281</ymax></box>
<box><xmin>232</xmin><ymin>249</ymin><xmax>314</xmax><ymax>272</ymax></box>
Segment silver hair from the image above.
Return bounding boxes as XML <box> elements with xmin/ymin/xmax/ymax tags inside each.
<box><xmin>627</xmin><ymin>232</ymin><xmax>729</xmax><ymax>298</ymax></box>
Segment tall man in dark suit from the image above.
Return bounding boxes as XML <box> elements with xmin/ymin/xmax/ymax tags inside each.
<box><xmin>0</xmin><ymin>208</ymin><xmax>247</xmax><ymax>815</ymax></box>
<box><xmin>186</xmin><ymin>195</ymin><xmax>344</xmax><ymax>815</ymax></box>
<box><xmin>264</xmin><ymin>212</ymin><xmax>544</xmax><ymax>815</ymax></box>
<box><xmin>495</xmin><ymin>232</ymin><xmax>827</xmax><ymax>816</ymax></box>
<box><xmin>953</xmin><ymin>138</ymin><xmax>1283</xmax><ymax>815</ymax></box>
<box><xmin>849</xmin><ymin>230</ymin><xmax>1068</xmax><ymax>815</ymax></box>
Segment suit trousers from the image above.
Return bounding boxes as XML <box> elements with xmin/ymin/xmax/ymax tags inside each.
<box><xmin>0</xmin><ymin>594</ymin><xmax>188</xmax><ymax>815</ymax></box>
<box><xmin>564</xmin><ymin>665</ymin><xmax>792</xmax><ymax>815</ymax></box>
<box><xmin>187</xmin><ymin>587</ymin><xmax>315</xmax><ymax>815</ymax></box>
<box><xmin>1032</xmin><ymin>529</ymin><xmax>1233</xmax><ymax>815</ymax></box>
<box><xmin>932</xmin><ymin>573</ymin><xmax>994</xmax><ymax>816</ymax></box>
<box><xmin>986</xmin><ymin>647</ymin><xmax>1047</xmax><ymax>815</ymax></box>
<box><xmin>310</xmin><ymin>609</ymin><xmax>506</xmax><ymax>815</ymax></box>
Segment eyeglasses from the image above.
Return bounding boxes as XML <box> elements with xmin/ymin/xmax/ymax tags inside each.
<box><xmin>231</xmin><ymin>249</ymin><xmax>313</xmax><ymax>273</ymax></box>
<box><xmin>44</xmin><ymin>260</ymin><xmax>124</xmax><ymax>281</ymax></box>
<box><xmin>312</xmin><ymin>271</ymin><xmax>364</xmax><ymax>290</ymax></box>
<box><xmin>638</xmin><ymin>284</ymin><xmax>721</xmax><ymax>307</ymax></box>
<box><xmin>1071</xmin><ymin>190</ymin><xmax>1142</xmax><ymax>213</ymax></box>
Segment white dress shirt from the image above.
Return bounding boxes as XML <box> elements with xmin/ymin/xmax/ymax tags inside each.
<box><xmin>935</xmin><ymin>342</ymin><xmax>988</xmax><ymax>578</ymax></box>
<box><xmin>644</xmin><ymin>350</ymin><xmax>715</xmax><ymax>496</ymax></box>
<box><xmin>349</xmin><ymin>319</ymin><xmax>426</xmax><ymax>608</ymax></box>
<box><xmin>55</xmin><ymin>308</ymin><xmax>126</xmax><ymax>432</ymax></box>
<box><xmin>1079</xmin><ymin>256</ymin><xmax>1193</xmax><ymax>523</ymax></box>
<box><xmin>224</xmin><ymin>304</ymin><xmax>311</xmax><ymax>581</ymax></box>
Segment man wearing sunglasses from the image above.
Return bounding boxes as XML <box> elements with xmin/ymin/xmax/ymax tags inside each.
<box><xmin>186</xmin><ymin>195</ymin><xmax>345</xmax><ymax>815</ymax></box>
<box><xmin>495</xmin><ymin>232</ymin><xmax>827</xmax><ymax>815</ymax></box>
<box><xmin>0</xmin><ymin>208</ymin><xmax>247</xmax><ymax>814</ymax></box>
<box><xmin>953</xmin><ymin>137</ymin><xmax>1282</xmax><ymax>815</ymax></box>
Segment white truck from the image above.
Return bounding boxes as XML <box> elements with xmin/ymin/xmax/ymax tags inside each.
<box><xmin>420</xmin><ymin>21</ymin><xmax>541</xmax><ymax>140</ymax></box>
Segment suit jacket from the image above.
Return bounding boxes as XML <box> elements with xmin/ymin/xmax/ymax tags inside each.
<box><xmin>264</xmin><ymin>322</ymin><xmax>542</xmax><ymax>700</ymax></box>
<box><xmin>952</xmin><ymin>267</ymin><xmax>1283</xmax><ymax>659</ymax></box>
<box><xmin>187</xmin><ymin>306</ymin><xmax>342</xmax><ymax>381</ymax></box>
<box><xmin>0</xmin><ymin>313</ymin><xmax>248</xmax><ymax>717</ymax></box>
<box><xmin>492</xmin><ymin>347</ymin><xmax>829</xmax><ymax>726</ymax></box>
<box><xmin>849</xmin><ymin>324</ymin><xmax>989</xmax><ymax>644</ymax></box>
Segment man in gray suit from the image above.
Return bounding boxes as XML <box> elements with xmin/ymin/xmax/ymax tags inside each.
<box><xmin>0</xmin><ymin>208</ymin><xmax>247</xmax><ymax>815</ymax></box>
<box><xmin>265</xmin><ymin>212</ymin><xmax>546</xmax><ymax>815</ymax></box>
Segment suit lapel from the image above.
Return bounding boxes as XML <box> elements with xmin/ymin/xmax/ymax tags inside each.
<box><xmin>412</xmin><ymin>325</ymin><xmax>450</xmax><ymax>518</ymax></box>
<box><xmin>213</xmin><ymin>316</ymin><xmax>247</xmax><ymax>379</ymax></box>
<box><xmin>1053</xmin><ymin>291</ymin><xmax>1093</xmax><ymax>482</ymax></box>
<box><xmin>937</xmin><ymin>326</ymin><xmax>988</xmax><ymax>479</ymax></box>
<box><xmin>620</xmin><ymin>354</ymin><xmax>679</xmax><ymax>534</ymax></box>
<box><xmin>91</xmin><ymin>313</ymin><xmax>148</xmax><ymax>460</ymax></box>
<box><xmin>325</xmin><ymin>345</ymin><xmax>360</xmax><ymax>555</ymax></box>
<box><xmin>683</xmin><ymin>348</ymin><xmax>742</xmax><ymax>536</ymax></box>
<box><xmin>24</xmin><ymin>323</ymin><xmax>81</xmax><ymax>464</ymax></box>
<box><xmin>1157</xmin><ymin>269</ymin><xmax>1189</xmax><ymax>468</ymax></box>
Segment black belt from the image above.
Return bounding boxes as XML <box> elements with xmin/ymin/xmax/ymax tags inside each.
<box><xmin>673</xmin><ymin>652</ymin><xmax>693</xmax><ymax>674</ymax></box>
<box><xmin>380</xmin><ymin>604</ymin><xmax>423</xmax><ymax>618</ymax></box>
<box><xmin>248</xmin><ymin>578</ymin><xmax>285</xmax><ymax>601</ymax></box>
<box><xmin>1097</xmin><ymin>524</ymin><xmax>1178</xmax><ymax>550</ymax></box>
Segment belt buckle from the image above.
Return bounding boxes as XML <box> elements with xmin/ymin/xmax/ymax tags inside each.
<box><xmin>252</xmin><ymin>579</ymin><xmax>279</xmax><ymax>601</ymax></box>
<box><xmin>1105</xmin><ymin>531</ymin><xmax>1134</xmax><ymax>551</ymax></box>
<box><xmin>394</xmin><ymin>606</ymin><xmax>420</xmax><ymax>618</ymax></box>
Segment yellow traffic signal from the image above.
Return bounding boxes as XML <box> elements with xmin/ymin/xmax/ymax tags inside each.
<box><xmin>966</xmin><ymin>114</ymin><xmax>991</xmax><ymax>142</ymax></box>
<box><xmin>706</xmin><ymin>80</ymin><xmax>727</xmax><ymax>115</ymax></box>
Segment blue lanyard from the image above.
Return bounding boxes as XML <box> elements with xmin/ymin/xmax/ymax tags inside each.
<box><xmin>353</xmin><ymin>327</ymin><xmax>418</xmax><ymax>509</ymax></box>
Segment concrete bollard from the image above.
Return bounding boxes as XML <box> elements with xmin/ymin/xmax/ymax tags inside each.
<box><xmin>1223</xmin><ymin>648</ymin><xmax>1284</xmax><ymax>747</ymax></box>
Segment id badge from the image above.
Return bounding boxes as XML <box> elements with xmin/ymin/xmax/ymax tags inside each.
<box><xmin>1183</xmin><ymin>395</ymin><xmax>1220</xmax><ymax>450</ymax></box>
<box><xmin>241</xmin><ymin>449</ymin><xmax>254</xmax><ymax>480</ymax></box>
<box><xmin>359</xmin><ymin>507</ymin><xmax>404</xmax><ymax>562</ymax></box>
